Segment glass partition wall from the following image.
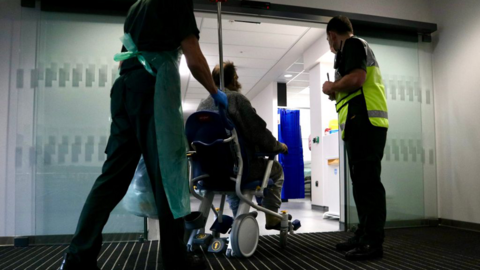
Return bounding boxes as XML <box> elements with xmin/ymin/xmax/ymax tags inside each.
<box><xmin>33</xmin><ymin>12</ymin><xmax>143</xmax><ymax>239</ymax></box>
<box><xmin>344</xmin><ymin>36</ymin><xmax>437</xmax><ymax>229</ymax></box>
<box><xmin>7</xmin><ymin>6</ymin><xmax>437</xmax><ymax>240</ymax></box>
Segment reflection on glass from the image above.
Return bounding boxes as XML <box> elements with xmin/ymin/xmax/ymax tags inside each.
<box><xmin>346</xmin><ymin>37</ymin><xmax>436</xmax><ymax>228</ymax></box>
<box><xmin>34</xmin><ymin>13</ymin><xmax>142</xmax><ymax>235</ymax></box>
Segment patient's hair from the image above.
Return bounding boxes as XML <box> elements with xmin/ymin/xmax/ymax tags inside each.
<box><xmin>327</xmin><ymin>15</ymin><xmax>354</xmax><ymax>35</ymax></box>
<box><xmin>212</xmin><ymin>61</ymin><xmax>241</xmax><ymax>91</ymax></box>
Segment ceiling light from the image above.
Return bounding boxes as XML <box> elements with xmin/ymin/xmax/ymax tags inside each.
<box><xmin>284</xmin><ymin>74</ymin><xmax>293</xmax><ymax>78</ymax></box>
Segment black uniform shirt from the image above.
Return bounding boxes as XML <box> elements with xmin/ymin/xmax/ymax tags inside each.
<box><xmin>120</xmin><ymin>0</ymin><xmax>200</xmax><ymax>73</ymax></box>
<box><xmin>335</xmin><ymin>36</ymin><xmax>368</xmax><ymax>114</ymax></box>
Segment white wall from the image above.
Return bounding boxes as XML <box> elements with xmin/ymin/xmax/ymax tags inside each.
<box><xmin>266</xmin><ymin>0</ymin><xmax>433</xmax><ymax>23</ymax></box>
<box><xmin>0</xmin><ymin>1</ymin><xmax>141</xmax><ymax>237</ymax></box>
<box><xmin>303</xmin><ymin>33</ymin><xmax>338</xmax><ymax>208</ymax></box>
<box><xmin>431</xmin><ymin>0</ymin><xmax>480</xmax><ymax>224</ymax></box>
<box><xmin>308</xmin><ymin>64</ymin><xmax>324</xmax><ymax>207</ymax></box>
<box><xmin>250</xmin><ymin>82</ymin><xmax>278</xmax><ymax>139</ymax></box>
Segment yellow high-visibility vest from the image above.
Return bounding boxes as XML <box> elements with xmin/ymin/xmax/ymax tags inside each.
<box><xmin>335</xmin><ymin>37</ymin><xmax>389</xmax><ymax>139</ymax></box>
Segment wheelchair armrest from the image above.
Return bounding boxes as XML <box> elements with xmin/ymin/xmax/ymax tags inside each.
<box><xmin>255</xmin><ymin>152</ymin><xmax>278</xmax><ymax>160</ymax></box>
<box><xmin>192</xmin><ymin>139</ymin><xmax>225</xmax><ymax>147</ymax></box>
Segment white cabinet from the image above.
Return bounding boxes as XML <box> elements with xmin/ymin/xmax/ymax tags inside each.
<box><xmin>322</xmin><ymin>133</ymin><xmax>340</xmax><ymax>219</ymax></box>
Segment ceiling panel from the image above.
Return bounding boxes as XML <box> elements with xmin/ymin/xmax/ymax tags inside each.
<box><xmin>235</xmin><ymin>68</ymin><xmax>270</xmax><ymax>77</ymax></box>
<box><xmin>186</xmin><ymin>92</ymin><xmax>210</xmax><ymax>99</ymax></box>
<box><xmin>184</xmin><ymin>17</ymin><xmax>311</xmax><ymax>117</ymax></box>
<box><xmin>277</xmin><ymin>56</ymin><xmax>310</xmax><ymax>89</ymax></box>
<box><xmin>204</xmin><ymin>56</ymin><xmax>277</xmax><ymax>69</ymax></box>
<box><xmin>200</xmin><ymin>43</ymin><xmax>286</xmax><ymax>60</ymax></box>
<box><xmin>234</xmin><ymin>76</ymin><xmax>263</xmax><ymax>84</ymax></box>
<box><xmin>187</xmin><ymin>87</ymin><xmax>209</xmax><ymax>94</ymax></box>
<box><xmin>202</xmin><ymin>18</ymin><xmax>308</xmax><ymax>36</ymax></box>
<box><xmin>238</xmin><ymin>83</ymin><xmax>255</xmax><ymax>92</ymax></box>
<box><xmin>287</xmin><ymin>63</ymin><xmax>305</xmax><ymax>73</ymax></box>
<box><xmin>200</xmin><ymin>28</ymin><xmax>301</xmax><ymax>49</ymax></box>
<box><xmin>291</xmin><ymin>73</ymin><xmax>310</xmax><ymax>82</ymax></box>
<box><xmin>189</xmin><ymin>76</ymin><xmax>261</xmax><ymax>89</ymax></box>
<box><xmin>288</xmin><ymin>80</ymin><xmax>309</xmax><ymax>88</ymax></box>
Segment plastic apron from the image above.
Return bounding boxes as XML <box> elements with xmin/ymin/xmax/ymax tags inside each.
<box><xmin>114</xmin><ymin>33</ymin><xmax>190</xmax><ymax>219</ymax></box>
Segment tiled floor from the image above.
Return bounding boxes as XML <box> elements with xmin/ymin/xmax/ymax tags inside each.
<box><xmin>191</xmin><ymin>196</ymin><xmax>340</xmax><ymax>236</ymax></box>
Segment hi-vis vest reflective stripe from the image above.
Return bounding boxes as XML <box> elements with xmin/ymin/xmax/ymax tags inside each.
<box><xmin>335</xmin><ymin>37</ymin><xmax>389</xmax><ymax>139</ymax></box>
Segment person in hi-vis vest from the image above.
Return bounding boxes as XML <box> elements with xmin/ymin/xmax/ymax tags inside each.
<box><xmin>322</xmin><ymin>15</ymin><xmax>388</xmax><ymax>261</ymax></box>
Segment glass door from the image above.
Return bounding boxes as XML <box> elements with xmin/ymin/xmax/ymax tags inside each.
<box><xmin>33</xmin><ymin>11</ymin><xmax>144</xmax><ymax>237</ymax></box>
<box><xmin>345</xmin><ymin>36</ymin><xmax>437</xmax><ymax>229</ymax></box>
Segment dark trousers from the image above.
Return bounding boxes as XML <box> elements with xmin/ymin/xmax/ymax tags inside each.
<box><xmin>344</xmin><ymin>100</ymin><xmax>388</xmax><ymax>246</ymax></box>
<box><xmin>67</xmin><ymin>69</ymin><xmax>186</xmax><ymax>269</ymax></box>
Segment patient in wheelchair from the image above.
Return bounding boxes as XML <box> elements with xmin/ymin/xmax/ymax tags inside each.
<box><xmin>197</xmin><ymin>62</ymin><xmax>289</xmax><ymax>230</ymax></box>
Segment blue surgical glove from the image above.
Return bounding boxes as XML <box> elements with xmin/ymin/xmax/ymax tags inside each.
<box><xmin>211</xmin><ymin>90</ymin><xmax>228</xmax><ymax>108</ymax></box>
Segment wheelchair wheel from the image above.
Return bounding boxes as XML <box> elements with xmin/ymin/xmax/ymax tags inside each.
<box><xmin>230</xmin><ymin>214</ymin><xmax>259</xmax><ymax>258</ymax></box>
<box><xmin>280</xmin><ymin>229</ymin><xmax>288</xmax><ymax>249</ymax></box>
<box><xmin>226</xmin><ymin>248</ymin><xmax>234</xmax><ymax>258</ymax></box>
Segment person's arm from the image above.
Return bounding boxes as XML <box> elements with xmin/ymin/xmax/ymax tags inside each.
<box><xmin>181</xmin><ymin>35</ymin><xmax>217</xmax><ymax>95</ymax></box>
<box><xmin>232</xmin><ymin>94</ymin><xmax>285</xmax><ymax>153</ymax></box>
<box><xmin>330</xmin><ymin>69</ymin><xmax>366</xmax><ymax>93</ymax></box>
<box><xmin>323</xmin><ymin>38</ymin><xmax>367</xmax><ymax>96</ymax></box>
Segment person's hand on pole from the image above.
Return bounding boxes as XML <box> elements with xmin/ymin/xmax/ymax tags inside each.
<box><xmin>211</xmin><ymin>90</ymin><xmax>228</xmax><ymax>108</ymax></box>
<box><xmin>213</xmin><ymin>90</ymin><xmax>232</xmax><ymax>129</ymax></box>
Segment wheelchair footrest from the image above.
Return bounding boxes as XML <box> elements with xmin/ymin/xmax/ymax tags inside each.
<box><xmin>193</xmin><ymin>233</ymin><xmax>213</xmax><ymax>246</ymax></box>
<box><xmin>292</xmin><ymin>219</ymin><xmax>301</xmax><ymax>231</ymax></box>
<box><xmin>210</xmin><ymin>215</ymin><xmax>234</xmax><ymax>234</ymax></box>
<box><xmin>208</xmin><ymin>238</ymin><xmax>228</xmax><ymax>253</ymax></box>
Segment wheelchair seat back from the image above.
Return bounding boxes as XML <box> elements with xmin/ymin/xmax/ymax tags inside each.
<box><xmin>186</xmin><ymin>111</ymin><xmax>236</xmax><ymax>183</ymax></box>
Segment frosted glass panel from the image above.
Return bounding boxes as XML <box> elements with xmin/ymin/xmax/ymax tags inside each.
<box><xmin>346</xmin><ymin>37</ymin><xmax>435</xmax><ymax>227</ymax></box>
<box><xmin>34</xmin><ymin>12</ymin><xmax>143</xmax><ymax>235</ymax></box>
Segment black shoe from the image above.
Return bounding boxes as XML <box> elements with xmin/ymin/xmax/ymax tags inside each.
<box><xmin>345</xmin><ymin>245</ymin><xmax>383</xmax><ymax>261</ymax></box>
<box><xmin>336</xmin><ymin>237</ymin><xmax>361</xmax><ymax>252</ymax></box>
<box><xmin>60</xmin><ymin>253</ymin><xmax>100</xmax><ymax>270</ymax></box>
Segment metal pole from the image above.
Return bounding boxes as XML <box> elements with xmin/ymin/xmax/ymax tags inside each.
<box><xmin>144</xmin><ymin>217</ymin><xmax>148</xmax><ymax>240</ymax></box>
<box><xmin>217</xmin><ymin>2</ymin><xmax>224</xmax><ymax>91</ymax></box>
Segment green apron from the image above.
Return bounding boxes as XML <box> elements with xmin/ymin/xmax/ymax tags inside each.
<box><xmin>114</xmin><ymin>34</ymin><xmax>190</xmax><ymax>219</ymax></box>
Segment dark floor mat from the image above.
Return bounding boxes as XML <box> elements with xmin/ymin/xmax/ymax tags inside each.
<box><xmin>0</xmin><ymin>226</ymin><xmax>478</xmax><ymax>269</ymax></box>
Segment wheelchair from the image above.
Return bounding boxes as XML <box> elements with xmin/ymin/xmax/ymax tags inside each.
<box><xmin>184</xmin><ymin>110</ymin><xmax>301</xmax><ymax>258</ymax></box>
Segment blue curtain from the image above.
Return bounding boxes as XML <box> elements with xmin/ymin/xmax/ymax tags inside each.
<box><xmin>278</xmin><ymin>109</ymin><xmax>305</xmax><ymax>199</ymax></box>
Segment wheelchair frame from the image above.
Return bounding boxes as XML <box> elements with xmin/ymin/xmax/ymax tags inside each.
<box><xmin>186</xmin><ymin>128</ymin><xmax>294</xmax><ymax>257</ymax></box>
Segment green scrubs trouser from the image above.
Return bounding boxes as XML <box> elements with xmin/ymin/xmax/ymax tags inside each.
<box><xmin>66</xmin><ymin>69</ymin><xmax>187</xmax><ymax>269</ymax></box>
